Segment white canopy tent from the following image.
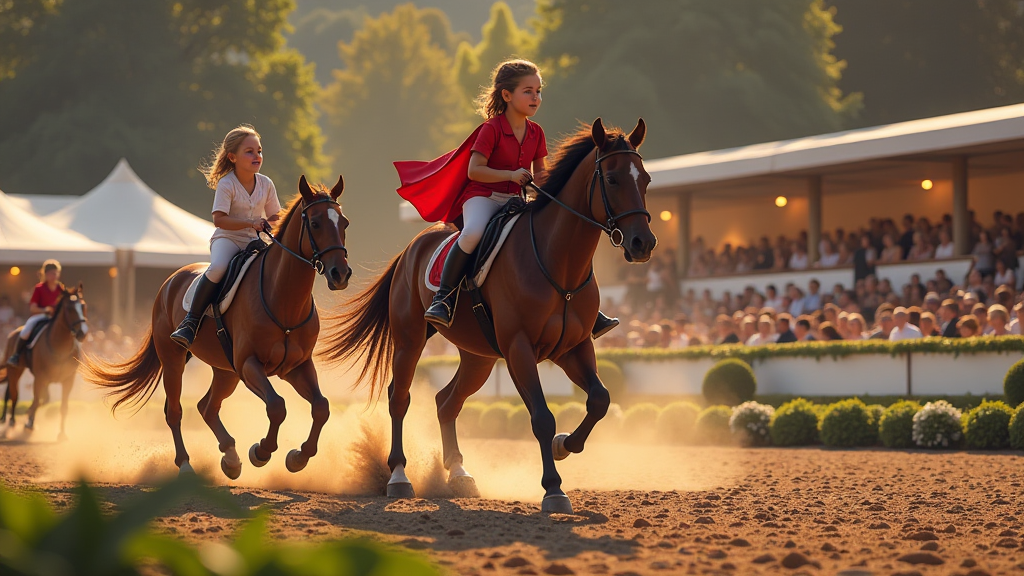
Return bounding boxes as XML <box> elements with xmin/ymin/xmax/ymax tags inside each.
<box><xmin>45</xmin><ymin>158</ymin><xmax>215</xmax><ymax>268</ymax></box>
<box><xmin>6</xmin><ymin>194</ymin><xmax>79</xmax><ymax>216</ymax></box>
<box><xmin>0</xmin><ymin>189</ymin><xmax>115</xmax><ymax>265</ymax></box>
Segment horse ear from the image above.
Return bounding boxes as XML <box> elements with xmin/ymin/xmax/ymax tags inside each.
<box><xmin>628</xmin><ymin>118</ymin><xmax>646</xmax><ymax>149</ymax></box>
<box><xmin>330</xmin><ymin>175</ymin><xmax>344</xmax><ymax>200</ymax></box>
<box><xmin>298</xmin><ymin>175</ymin><xmax>315</xmax><ymax>201</ymax></box>
<box><xmin>591</xmin><ymin>118</ymin><xmax>607</xmax><ymax>149</ymax></box>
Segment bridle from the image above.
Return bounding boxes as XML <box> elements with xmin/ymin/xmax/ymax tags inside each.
<box><xmin>261</xmin><ymin>197</ymin><xmax>347</xmax><ymax>275</ymax></box>
<box><xmin>526</xmin><ymin>147</ymin><xmax>650</xmax><ymax>248</ymax></box>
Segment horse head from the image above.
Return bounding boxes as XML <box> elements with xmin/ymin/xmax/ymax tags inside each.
<box><xmin>62</xmin><ymin>282</ymin><xmax>89</xmax><ymax>341</ymax></box>
<box><xmin>590</xmin><ymin>117</ymin><xmax>657</xmax><ymax>263</ymax></box>
<box><xmin>297</xmin><ymin>175</ymin><xmax>351</xmax><ymax>290</ymax></box>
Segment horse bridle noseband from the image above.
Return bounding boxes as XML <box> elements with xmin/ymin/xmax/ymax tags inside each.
<box><xmin>262</xmin><ymin>197</ymin><xmax>347</xmax><ymax>275</ymax></box>
<box><xmin>527</xmin><ymin>147</ymin><xmax>650</xmax><ymax>248</ymax></box>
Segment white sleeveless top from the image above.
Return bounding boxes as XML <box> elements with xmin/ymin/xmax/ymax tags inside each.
<box><xmin>210</xmin><ymin>172</ymin><xmax>282</xmax><ymax>245</ymax></box>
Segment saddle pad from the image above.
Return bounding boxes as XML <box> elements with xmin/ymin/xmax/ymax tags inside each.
<box><xmin>27</xmin><ymin>321</ymin><xmax>49</xmax><ymax>350</ymax></box>
<box><xmin>424</xmin><ymin>213</ymin><xmax>521</xmax><ymax>291</ymax></box>
<box><xmin>182</xmin><ymin>252</ymin><xmax>259</xmax><ymax>317</ymax></box>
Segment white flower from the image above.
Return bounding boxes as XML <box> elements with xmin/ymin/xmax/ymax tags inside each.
<box><xmin>730</xmin><ymin>401</ymin><xmax>775</xmax><ymax>445</ymax></box>
<box><xmin>912</xmin><ymin>400</ymin><xmax>963</xmax><ymax>449</ymax></box>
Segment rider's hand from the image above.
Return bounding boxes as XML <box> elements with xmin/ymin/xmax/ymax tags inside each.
<box><xmin>509</xmin><ymin>168</ymin><xmax>533</xmax><ymax>186</ymax></box>
<box><xmin>44</xmin><ymin>306</ymin><xmax>55</xmax><ymax>315</ymax></box>
<box><xmin>252</xmin><ymin>218</ymin><xmax>269</xmax><ymax>231</ymax></box>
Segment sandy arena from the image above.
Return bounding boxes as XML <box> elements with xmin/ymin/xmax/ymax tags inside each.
<box><xmin>2</xmin><ymin>384</ymin><xmax>1023</xmax><ymax>576</ymax></box>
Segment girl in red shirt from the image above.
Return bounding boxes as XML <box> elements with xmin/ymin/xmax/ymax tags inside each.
<box><xmin>7</xmin><ymin>259</ymin><xmax>64</xmax><ymax>366</ymax></box>
<box><xmin>401</xmin><ymin>59</ymin><xmax>617</xmax><ymax>336</ymax></box>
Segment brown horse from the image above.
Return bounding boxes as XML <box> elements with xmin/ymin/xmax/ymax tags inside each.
<box><xmin>1</xmin><ymin>283</ymin><xmax>89</xmax><ymax>439</ymax></box>
<box><xmin>82</xmin><ymin>176</ymin><xmax>351</xmax><ymax>479</ymax></box>
<box><xmin>319</xmin><ymin>119</ymin><xmax>656</xmax><ymax>513</ymax></box>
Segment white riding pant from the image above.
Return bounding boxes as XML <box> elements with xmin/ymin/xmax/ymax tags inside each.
<box><xmin>206</xmin><ymin>237</ymin><xmax>248</xmax><ymax>283</ymax></box>
<box><xmin>458</xmin><ymin>192</ymin><xmax>518</xmax><ymax>253</ymax></box>
<box><xmin>20</xmin><ymin>313</ymin><xmax>48</xmax><ymax>339</ymax></box>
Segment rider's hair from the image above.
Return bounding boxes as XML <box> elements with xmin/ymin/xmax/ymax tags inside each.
<box><xmin>39</xmin><ymin>259</ymin><xmax>61</xmax><ymax>279</ymax></box>
<box><xmin>475</xmin><ymin>59</ymin><xmax>540</xmax><ymax>119</ymax></box>
<box><xmin>199</xmin><ymin>124</ymin><xmax>261</xmax><ymax>189</ymax></box>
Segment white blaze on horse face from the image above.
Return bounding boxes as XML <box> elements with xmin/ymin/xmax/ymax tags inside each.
<box><xmin>327</xmin><ymin>208</ymin><xmax>340</xmax><ymax>228</ymax></box>
<box><xmin>75</xmin><ymin>302</ymin><xmax>88</xmax><ymax>334</ymax></box>
<box><xmin>629</xmin><ymin>162</ymin><xmax>640</xmax><ymax>187</ymax></box>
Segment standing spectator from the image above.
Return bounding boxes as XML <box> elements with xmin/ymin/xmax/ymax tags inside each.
<box><xmin>775</xmin><ymin>313</ymin><xmax>797</xmax><ymax>343</ymax></box>
<box><xmin>889</xmin><ymin>307</ymin><xmax>922</xmax><ymax>341</ymax></box>
<box><xmin>972</xmin><ymin>230</ymin><xmax>995</xmax><ymax>277</ymax></box>
<box><xmin>957</xmin><ymin>316</ymin><xmax>979</xmax><ymax>338</ymax></box>
<box><xmin>939</xmin><ymin>299</ymin><xmax>961</xmax><ymax>338</ymax></box>
<box><xmin>919</xmin><ymin>311</ymin><xmax>939</xmax><ymax>337</ymax></box>
<box><xmin>879</xmin><ymin>233</ymin><xmax>903</xmax><ymax>263</ymax></box>
<box><xmin>794</xmin><ymin>316</ymin><xmax>816</xmax><ymax>341</ymax></box>
<box><xmin>994</xmin><ymin>227</ymin><xmax>1019</xmax><ymax>272</ymax></box>
<box><xmin>934</xmin><ymin>229</ymin><xmax>955</xmax><ymax>259</ymax></box>
<box><xmin>853</xmin><ymin>234</ymin><xmax>877</xmax><ymax>281</ymax></box>
<box><xmin>898</xmin><ymin>214</ymin><xmax>916</xmax><ymax>259</ymax></box>
<box><xmin>788</xmin><ymin>242</ymin><xmax>809</xmax><ymax>270</ymax></box>
<box><xmin>746</xmin><ymin>315</ymin><xmax>778</xmax><ymax>346</ymax></box>
<box><xmin>988</xmin><ymin>304</ymin><xmax>1010</xmax><ymax>336</ymax></box>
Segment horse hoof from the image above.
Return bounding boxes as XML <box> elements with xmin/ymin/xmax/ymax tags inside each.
<box><xmin>448</xmin><ymin>474</ymin><xmax>481</xmax><ymax>498</ymax></box>
<box><xmin>179</xmin><ymin>461</ymin><xmax>195</xmax><ymax>476</ymax></box>
<box><xmin>285</xmin><ymin>449</ymin><xmax>307</xmax><ymax>473</ymax></box>
<box><xmin>56</xmin><ymin>432</ymin><xmax>68</xmax><ymax>443</ymax></box>
<box><xmin>552</xmin><ymin>433</ymin><xmax>571</xmax><ymax>461</ymax></box>
<box><xmin>221</xmin><ymin>455</ymin><xmax>242</xmax><ymax>480</ymax></box>
<box><xmin>541</xmin><ymin>493</ymin><xmax>573</xmax><ymax>514</ymax></box>
<box><xmin>387</xmin><ymin>482</ymin><xmax>416</xmax><ymax>499</ymax></box>
<box><xmin>249</xmin><ymin>443</ymin><xmax>270</xmax><ymax>467</ymax></box>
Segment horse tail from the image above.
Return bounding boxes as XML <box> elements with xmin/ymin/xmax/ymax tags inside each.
<box><xmin>316</xmin><ymin>253</ymin><xmax>401</xmax><ymax>398</ymax></box>
<box><xmin>81</xmin><ymin>327</ymin><xmax>163</xmax><ymax>413</ymax></box>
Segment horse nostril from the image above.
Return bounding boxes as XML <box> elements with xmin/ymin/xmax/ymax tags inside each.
<box><xmin>328</xmin><ymin>267</ymin><xmax>342</xmax><ymax>283</ymax></box>
<box><xmin>631</xmin><ymin>236</ymin><xmax>645</xmax><ymax>253</ymax></box>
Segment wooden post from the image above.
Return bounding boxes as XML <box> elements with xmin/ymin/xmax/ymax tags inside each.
<box><xmin>952</xmin><ymin>156</ymin><xmax>970</xmax><ymax>256</ymax></box>
<box><xmin>807</xmin><ymin>176</ymin><xmax>823</xmax><ymax>265</ymax></box>
<box><xmin>677</xmin><ymin>190</ymin><xmax>692</xmax><ymax>278</ymax></box>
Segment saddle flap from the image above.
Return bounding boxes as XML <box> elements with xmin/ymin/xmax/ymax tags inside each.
<box><xmin>424</xmin><ymin>197</ymin><xmax>526</xmax><ymax>291</ymax></box>
<box><xmin>26</xmin><ymin>319</ymin><xmax>50</xmax><ymax>350</ymax></box>
<box><xmin>182</xmin><ymin>244</ymin><xmax>265</xmax><ymax>317</ymax></box>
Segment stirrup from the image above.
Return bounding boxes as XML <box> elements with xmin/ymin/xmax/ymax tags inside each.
<box><xmin>592</xmin><ymin>315</ymin><xmax>620</xmax><ymax>340</ymax></box>
<box><xmin>170</xmin><ymin>317</ymin><xmax>200</xmax><ymax>349</ymax></box>
<box><xmin>424</xmin><ymin>288</ymin><xmax>459</xmax><ymax>329</ymax></box>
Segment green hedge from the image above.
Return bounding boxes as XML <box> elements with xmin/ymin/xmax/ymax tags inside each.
<box><xmin>819</xmin><ymin>399</ymin><xmax>878</xmax><ymax>447</ymax></box>
<box><xmin>878</xmin><ymin>400</ymin><xmax>921</xmax><ymax>448</ymax></box>
<box><xmin>962</xmin><ymin>400</ymin><xmax>1014</xmax><ymax>449</ymax></box>
<box><xmin>770</xmin><ymin>399</ymin><xmax>820</xmax><ymax>446</ymax></box>
<box><xmin>1005</xmin><ymin>359</ymin><xmax>1024</xmax><ymax>407</ymax></box>
<box><xmin>702</xmin><ymin>358</ymin><xmax>757</xmax><ymax>406</ymax></box>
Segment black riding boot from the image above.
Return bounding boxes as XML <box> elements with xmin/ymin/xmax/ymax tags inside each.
<box><xmin>6</xmin><ymin>338</ymin><xmax>27</xmax><ymax>366</ymax></box>
<box><xmin>424</xmin><ymin>243</ymin><xmax>474</xmax><ymax>329</ymax></box>
<box><xmin>592</xmin><ymin>311</ymin><xmax>620</xmax><ymax>339</ymax></box>
<box><xmin>170</xmin><ymin>274</ymin><xmax>222</xmax><ymax>349</ymax></box>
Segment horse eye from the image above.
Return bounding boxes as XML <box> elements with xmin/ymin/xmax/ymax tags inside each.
<box><xmin>311</xmin><ymin>220</ymin><xmax>320</xmax><ymax>229</ymax></box>
<box><xmin>607</xmin><ymin>176</ymin><xmax>617</xmax><ymax>185</ymax></box>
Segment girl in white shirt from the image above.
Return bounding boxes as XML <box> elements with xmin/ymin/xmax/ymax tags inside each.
<box><xmin>170</xmin><ymin>125</ymin><xmax>283</xmax><ymax>349</ymax></box>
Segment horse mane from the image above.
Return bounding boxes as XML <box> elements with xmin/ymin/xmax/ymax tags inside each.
<box><xmin>531</xmin><ymin>122</ymin><xmax>630</xmax><ymax>212</ymax></box>
<box><xmin>272</xmin><ymin>185</ymin><xmax>331</xmax><ymax>240</ymax></box>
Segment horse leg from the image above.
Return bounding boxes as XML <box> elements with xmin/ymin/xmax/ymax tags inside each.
<box><xmin>505</xmin><ymin>337</ymin><xmax>571</xmax><ymax>514</ymax></box>
<box><xmin>198</xmin><ymin>368</ymin><xmax>242</xmax><ymax>479</ymax></box>
<box><xmin>57</xmin><ymin>375</ymin><xmax>74</xmax><ymax>442</ymax></box>
<box><xmin>385</xmin><ymin>334</ymin><xmax>427</xmax><ymax>498</ymax></box>
<box><xmin>24</xmin><ymin>378</ymin><xmax>43</xmax><ymax>431</ymax></box>
<box><xmin>279</xmin><ymin>358</ymin><xmax>328</xmax><ymax>473</ymax></box>
<box><xmin>240</xmin><ymin>356</ymin><xmax>286</xmax><ymax>467</ymax></box>
<box><xmin>4</xmin><ymin>367</ymin><xmax>22</xmax><ymax>427</ymax></box>
<box><xmin>435</xmin><ymin>351</ymin><xmax>494</xmax><ymax>497</ymax></box>
<box><xmin>552</xmin><ymin>341</ymin><xmax>609</xmax><ymax>459</ymax></box>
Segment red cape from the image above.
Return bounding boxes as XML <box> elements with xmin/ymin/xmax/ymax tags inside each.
<box><xmin>395</xmin><ymin>125</ymin><xmax>483</xmax><ymax>224</ymax></box>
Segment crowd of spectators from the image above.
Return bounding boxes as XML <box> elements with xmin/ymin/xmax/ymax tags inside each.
<box><xmin>0</xmin><ymin>293</ymin><xmax>137</xmax><ymax>360</ymax></box>
<box><xmin>687</xmin><ymin>210</ymin><xmax>1023</xmax><ymax>279</ymax></box>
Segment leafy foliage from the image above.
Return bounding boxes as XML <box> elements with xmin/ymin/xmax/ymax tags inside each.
<box><xmin>1004</xmin><ymin>358</ymin><xmax>1024</xmax><ymax>407</ymax></box>
<box><xmin>912</xmin><ymin>400</ymin><xmax>963</xmax><ymax>449</ymax></box>
<box><xmin>623</xmin><ymin>402</ymin><xmax>660</xmax><ymax>441</ymax></box>
<box><xmin>819</xmin><ymin>398</ymin><xmax>877</xmax><ymax>447</ymax></box>
<box><xmin>478</xmin><ymin>401</ymin><xmax>515</xmax><ymax>438</ymax></box>
<box><xmin>729</xmin><ymin>401</ymin><xmax>775</xmax><ymax>446</ymax></box>
<box><xmin>702</xmin><ymin>358</ymin><xmax>757</xmax><ymax>406</ymax></box>
<box><xmin>1010</xmin><ymin>403</ymin><xmax>1024</xmax><ymax>451</ymax></box>
<box><xmin>770</xmin><ymin>398</ymin><xmax>820</xmax><ymax>446</ymax></box>
<box><xmin>655</xmin><ymin>401</ymin><xmax>702</xmax><ymax>444</ymax></box>
<box><xmin>962</xmin><ymin>400</ymin><xmax>1013</xmax><ymax>450</ymax></box>
<box><xmin>878</xmin><ymin>400</ymin><xmax>921</xmax><ymax>448</ymax></box>
<box><xmin>695</xmin><ymin>405</ymin><xmax>734</xmax><ymax>445</ymax></box>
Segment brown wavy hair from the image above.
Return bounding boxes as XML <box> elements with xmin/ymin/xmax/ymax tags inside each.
<box><xmin>199</xmin><ymin>124</ymin><xmax>260</xmax><ymax>189</ymax></box>
<box><xmin>475</xmin><ymin>59</ymin><xmax>541</xmax><ymax>119</ymax></box>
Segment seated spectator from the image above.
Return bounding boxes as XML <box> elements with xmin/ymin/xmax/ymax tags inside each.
<box><xmin>988</xmin><ymin>304</ymin><xmax>1010</xmax><ymax>336</ymax></box>
<box><xmin>746</xmin><ymin>315</ymin><xmax>778</xmax><ymax>346</ymax></box>
<box><xmin>771</xmin><ymin>246</ymin><xmax>787</xmax><ymax>271</ymax></box>
<box><xmin>934</xmin><ymin>229</ymin><xmax>955</xmax><ymax>259</ymax></box>
<box><xmin>787</xmin><ymin>285</ymin><xmax>806</xmax><ymax>316</ymax></box>
<box><xmin>957</xmin><ymin>316</ymin><xmax>979</xmax><ymax>338</ymax></box>
<box><xmin>889</xmin><ymin>307</ymin><xmax>922</xmax><ymax>341</ymax></box>
<box><xmin>753</xmin><ymin>237</ymin><xmax>774</xmax><ymax>270</ymax></box>
<box><xmin>817</xmin><ymin>240</ymin><xmax>840</xmax><ymax>268</ymax></box>
<box><xmin>794</xmin><ymin>316</ymin><xmax>816</xmax><ymax>341</ymax></box>
<box><xmin>837</xmin><ymin>311</ymin><xmax>850</xmax><ymax>338</ymax></box>
<box><xmin>972</xmin><ymin>303</ymin><xmax>993</xmax><ymax>335</ymax></box>
<box><xmin>973</xmin><ymin>230</ymin><xmax>995</xmax><ymax>277</ymax></box>
<box><xmin>939</xmin><ymin>299</ymin><xmax>961</xmax><ymax>338</ymax></box>
<box><xmin>879</xmin><ymin>233</ymin><xmax>903</xmax><ymax>263</ymax></box>
<box><xmin>764</xmin><ymin>284</ymin><xmax>784</xmax><ymax>311</ymax></box>
<box><xmin>994</xmin><ymin>284</ymin><xmax>1015</xmax><ymax>308</ymax></box>
<box><xmin>775</xmin><ymin>313</ymin><xmax>797</xmax><ymax>343</ymax></box>
<box><xmin>919</xmin><ymin>311</ymin><xmax>939</xmax><ymax>337</ymax></box>
<box><xmin>847</xmin><ymin>313</ymin><xmax>867</xmax><ymax>339</ymax></box>
<box><xmin>819</xmin><ymin>321</ymin><xmax>843</xmax><ymax>340</ymax></box>
<box><xmin>803</xmin><ymin>279</ymin><xmax>822</xmax><ymax>312</ymax></box>
<box><xmin>713</xmin><ymin>314</ymin><xmax>740</xmax><ymax>345</ymax></box>
<box><xmin>923</xmin><ymin>291</ymin><xmax>941</xmax><ymax>316</ymax></box>
<box><xmin>741</xmin><ymin>314</ymin><xmax>757</xmax><ymax>343</ymax></box>
<box><xmin>853</xmin><ymin>234</ymin><xmax>877</xmax><ymax>281</ymax></box>
<box><xmin>837</xmin><ymin>241</ymin><xmax>853</xmax><ymax>266</ymax></box>
<box><xmin>1010</xmin><ymin>302</ymin><xmax>1024</xmax><ymax>335</ymax></box>
<box><xmin>907</xmin><ymin>232</ymin><xmax>934</xmax><ymax>261</ymax></box>
<box><xmin>934</xmin><ymin>269</ymin><xmax>953</xmax><ymax>294</ymax></box>
<box><xmin>788</xmin><ymin>242</ymin><xmax>809</xmax><ymax>270</ymax></box>
<box><xmin>868</xmin><ymin>311</ymin><xmax>895</xmax><ymax>339</ymax></box>
<box><xmin>907</xmin><ymin>306</ymin><xmax>922</xmax><ymax>328</ymax></box>
<box><xmin>994</xmin><ymin>259</ymin><xmax>1016</xmax><ymax>290</ymax></box>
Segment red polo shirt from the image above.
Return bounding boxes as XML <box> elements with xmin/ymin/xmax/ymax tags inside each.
<box><xmin>463</xmin><ymin>114</ymin><xmax>548</xmax><ymax>198</ymax></box>
<box><xmin>30</xmin><ymin>282</ymin><xmax>63</xmax><ymax>309</ymax></box>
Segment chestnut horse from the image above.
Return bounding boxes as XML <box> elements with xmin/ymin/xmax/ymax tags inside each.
<box><xmin>1</xmin><ymin>283</ymin><xmax>89</xmax><ymax>439</ymax></box>
<box><xmin>319</xmin><ymin>119</ymin><xmax>656</xmax><ymax>513</ymax></box>
<box><xmin>83</xmin><ymin>176</ymin><xmax>351</xmax><ymax>479</ymax></box>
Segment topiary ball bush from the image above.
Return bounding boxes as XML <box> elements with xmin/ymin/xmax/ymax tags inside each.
<box><xmin>459</xmin><ymin>402</ymin><xmax>488</xmax><ymax>438</ymax></box>
<box><xmin>866</xmin><ymin>404</ymin><xmax>885</xmax><ymax>427</ymax></box>
<box><xmin>770</xmin><ymin>398</ymin><xmax>820</xmax><ymax>446</ymax></box>
<box><xmin>655</xmin><ymin>401</ymin><xmax>702</xmax><ymax>445</ymax></box>
<box><xmin>912</xmin><ymin>400</ymin><xmax>963</xmax><ymax>449</ymax></box>
<box><xmin>623</xmin><ymin>403</ymin><xmax>660</xmax><ymax>441</ymax></box>
<box><xmin>1010</xmin><ymin>404</ymin><xmax>1024</xmax><ymax>450</ymax></box>
<box><xmin>556</xmin><ymin>401</ymin><xmax>587</xmax><ymax>433</ymax></box>
<box><xmin>702</xmin><ymin>358</ymin><xmax>757</xmax><ymax>406</ymax></box>
<box><xmin>478</xmin><ymin>402</ymin><xmax>514</xmax><ymax>439</ymax></box>
<box><xmin>878</xmin><ymin>400</ymin><xmax>921</xmax><ymax>448</ymax></box>
<box><xmin>962</xmin><ymin>400</ymin><xmax>1014</xmax><ymax>449</ymax></box>
<box><xmin>729</xmin><ymin>401</ymin><xmax>775</xmax><ymax>446</ymax></box>
<box><xmin>507</xmin><ymin>405</ymin><xmax>532</xmax><ymax>439</ymax></box>
<box><xmin>1005</xmin><ymin>358</ymin><xmax>1024</xmax><ymax>407</ymax></box>
<box><xmin>592</xmin><ymin>403</ymin><xmax>625</xmax><ymax>442</ymax></box>
<box><xmin>819</xmin><ymin>399</ymin><xmax>877</xmax><ymax>447</ymax></box>
<box><xmin>695</xmin><ymin>405</ymin><xmax>734</xmax><ymax>445</ymax></box>
<box><xmin>572</xmin><ymin>360</ymin><xmax>627</xmax><ymax>402</ymax></box>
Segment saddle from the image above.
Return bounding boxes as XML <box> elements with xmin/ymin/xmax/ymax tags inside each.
<box><xmin>182</xmin><ymin>238</ymin><xmax>268</xmax><ymax>316</ymax></box>
<box><xmin>26</xmin><ymin>318</ymin><xmax>51</xmax><ymax>350</ymax></box>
